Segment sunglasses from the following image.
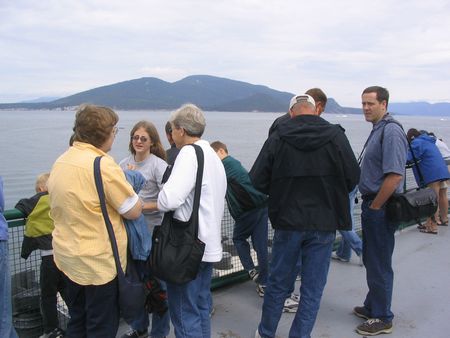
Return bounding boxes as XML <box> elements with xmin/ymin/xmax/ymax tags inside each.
<box><xmin>131</xmin><ymin>135</ymin><xmax>149</xmax><ymax>143</ymax></box>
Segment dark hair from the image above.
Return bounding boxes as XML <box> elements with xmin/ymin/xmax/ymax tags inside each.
<box><xmin>306</xmin><ymin>88</ymin><xmax>327</xmax><ymax>107</ymax></box>
<box><xmin>362</xmin><ymin>86</ymin><xmax>389</xmax><ymax>108</ymax></box>
<box><xmin>69</xmin><ymin>133</ymin><xmax>75</xmax><ymax>146</ymax></box>
<box><xmin>165</xmin><ymin>121</ymin><xmax>172</xmax><ymax>134</ymax></box>
<box><xmin>210</xmin><ymin>141</ymin><xmax>228</xmax><ymax>154</ymax></box>
<box><xmin>73</xmin><ymin>104</ymin><xmax>118</xmax><ymax>148</ymax></box>
<box><xmin>128</xmin><ymin>120</ymin><xmax>167</xmax><ymax>161</ymax></box>
<box><xmin>406</xmin><ymin>128</ymin><xmax>421</xmax><ymax>142</ymax></box>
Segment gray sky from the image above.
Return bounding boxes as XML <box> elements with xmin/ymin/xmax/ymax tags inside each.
<box><xmin>1</xmin><ymin>0</ymin><xmax>450</xmax><ymax>107</ymax></box>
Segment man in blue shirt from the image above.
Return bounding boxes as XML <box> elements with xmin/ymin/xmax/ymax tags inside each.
<box><xmin>0</xmin><ymin>176</ymin><xmax>19</xmax><ymax>338</ymax></box>
<box><xmin>355</xmin><ymin>86</ymin><xmax>407</xmax><ymax>336</ymax></box>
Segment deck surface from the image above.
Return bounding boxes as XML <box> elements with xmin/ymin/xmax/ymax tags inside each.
<box><xmin>117</xmin><ymin>225</ymin><xmax>450</xmax><ymax>338</ymax></box>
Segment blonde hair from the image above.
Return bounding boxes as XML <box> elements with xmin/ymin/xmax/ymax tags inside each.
<box><xmin>35</xmin><ymin>173</ymin><xmax>50</xmax><ymax>193</ymax></box>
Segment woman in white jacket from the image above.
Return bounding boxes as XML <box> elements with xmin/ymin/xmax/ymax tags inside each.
<box><xmin>144</xmin><ymin>104</ymin><xmax>227</xmax><ymax>338</ymax></box>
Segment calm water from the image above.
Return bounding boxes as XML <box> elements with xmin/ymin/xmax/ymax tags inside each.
<box><xmin>1</xmin><ymin>109</ymin><xmax>449</xmax><ymax>209</ymax></box>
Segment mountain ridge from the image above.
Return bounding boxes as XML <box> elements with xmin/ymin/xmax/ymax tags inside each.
<box><xmin>1</xmin><ymin>75</ymin><xmax>449</xmax><ymax>115</ymax></box>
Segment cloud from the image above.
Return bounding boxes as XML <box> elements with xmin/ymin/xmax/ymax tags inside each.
<box><xmin>1</xmin><ymin>0</ymin><xmax>450</xmax><ymax>106</ymax></box>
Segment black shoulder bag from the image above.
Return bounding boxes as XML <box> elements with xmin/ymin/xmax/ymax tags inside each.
<box><xmin>149</xmin><ymin>144</ymin><xmax>206</xmax><ymax>284</ymax></box>
<box><xmin>93</xmin><ymin>156</ymin><xmax>146</xmax><ymax>324</ymax></box>
<box><xmin>385</xmin><ymin>135</ymin><xmax>438</xmax><ymax>224</ymax></box>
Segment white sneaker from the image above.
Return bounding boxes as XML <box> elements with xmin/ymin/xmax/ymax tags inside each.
<box><xmin>249</xmin><ymin>268</ymin><xmax>259</xmax><ymax>282</ymax></box>
<box><xmin>331</xmin><ymin>252</ymin><xmax>350</xmax><ymax>262</ymax></box>
<box><xmin>283</xmin><ymin>297</ymin><xmax>299</xmax><ymax>313</ymax></box>
<box><xmin>255</xmin><ymin>329</ymin><xmax>262</xmax><ymax>338</ymax></box>
<box><xmin>256</xmin><ymin>284</ymin><xmax>266</xmax><ymax>297</ymax></box>
<box><xmin>290</xmin><ymin>293</ymin><xmax>300</xmax><ymax>302</ymax></box>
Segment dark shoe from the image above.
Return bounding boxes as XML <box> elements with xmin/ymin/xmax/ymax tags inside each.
<box><xmin>121</xmin><ymin>329</ymin><xmax>149</xmax><ymax>338</ymax></box>
<box><xmin>353</xmin><ymin>306</ymin><xmax>371</xmax><ymax>320</ymax></box>
<box><xmin>356</xmin><ymin>319</ymin><xmax>393</xmax><ymax>336</ymax></box>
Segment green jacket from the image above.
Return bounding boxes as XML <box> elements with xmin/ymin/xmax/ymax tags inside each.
<box><xmin>15</xmin><ymin>192</ymin><xmax>54</xmax><ymax>259</ymax></box>
<box><xmin>222</xmin><ymin>155</ymin><xmax>267</xmax><ymax>220</ymax></box>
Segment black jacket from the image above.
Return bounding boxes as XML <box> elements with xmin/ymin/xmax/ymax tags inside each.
<box><xmin>250</xmin><ymin>115</ymin><xmax>360</xmax><ymax>231</ymax></box>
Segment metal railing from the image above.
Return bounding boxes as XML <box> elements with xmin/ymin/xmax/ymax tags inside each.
<box><xmin>4</xmin><ymin>166</ymin><xmax>432</xmax><ymax>336</ymax></box>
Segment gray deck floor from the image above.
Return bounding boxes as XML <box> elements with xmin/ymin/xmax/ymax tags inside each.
<box><xmin>117</xmin><ymin>225</ymin><xmax>450</xmax><ymax>338</ymax></box>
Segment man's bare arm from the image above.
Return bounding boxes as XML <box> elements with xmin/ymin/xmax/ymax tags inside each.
<box><xmin>370</xmin><ymin>173</ymin><xmax>403</xmax><ymax>210</ymax></box>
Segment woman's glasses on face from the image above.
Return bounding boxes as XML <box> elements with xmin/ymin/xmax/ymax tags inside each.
<box><xmin>131</xmin><ymin>135</ymin><xmax>149</xmax><ymax>143</ymax></box>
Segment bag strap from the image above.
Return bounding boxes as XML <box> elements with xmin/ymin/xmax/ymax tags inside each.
<box><xmin>189</xmin><ymin>144</ymin><xmax>204</xmax><ymax>238</ymax></box>
<box><xmin>379</xmin><ymin>119</ymin><xmax>427</xmax><ymax>187</ymax></box>
<box><xmin>93</xmin><ymin>156</ymin><xmax>124</xmax><ymax>276</ymax></box>
<box><xmin>358</xmin><ymin>115</ymin><xmax>399</xmax><ymax>165</ymax></box>
<box><xmin>358</xmin><ymin>117</ymin><xmax>425</xmax><ymax>186</ymax></box>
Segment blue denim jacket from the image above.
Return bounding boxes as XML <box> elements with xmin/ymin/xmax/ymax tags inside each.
<box><xmin>124</xmin><ymin>170</ymin><xmax>152</xmax><ymax>261</ymax></box>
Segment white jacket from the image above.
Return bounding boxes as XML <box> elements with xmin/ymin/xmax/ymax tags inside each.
<box><xmin>157</xmin><ymin>140</ymin><xmax>227</xmax><ymax>262</ymax></box>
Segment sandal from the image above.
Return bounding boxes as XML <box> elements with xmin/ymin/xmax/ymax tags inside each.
<box><xmin>417</xmin><ymin>224</ymin><xmax>426</xmax><ymax>230</ymax></box>
<box><xmin>437</xmin><ymin>220</ymin><xmax>448</xmax><ymax>226</ymax></box>
<box><xmin>420</xmin><ymin>228</ymin><xmax>438</xmax><ymax>235</ymax></box>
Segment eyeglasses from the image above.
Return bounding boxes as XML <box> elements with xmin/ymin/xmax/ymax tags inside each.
<box><xmin>113</xmin><ymin>126</ymin><xmax>119</xmax><ymax>136</ymax></box>
<box><xmin>131</xmin><ymin>135</ymin><xmax>149</xmax><ymax>143</ymax></box>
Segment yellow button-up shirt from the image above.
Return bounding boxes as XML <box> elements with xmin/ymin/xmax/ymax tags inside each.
<box><xmin>48</xmin><ymin>142</ymin><xmax>136</xmax><ymax>285</ymax></box>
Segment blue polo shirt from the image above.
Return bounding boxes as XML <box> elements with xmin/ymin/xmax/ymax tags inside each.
<box><xmin>359</xmin><ymin>115</ymin><xmax>408</xmax><ymax>196</ymax></box>
<box><xmin>0</xmin><ymin>177</ymin><xmax>8</xmax><ymax>241</ymax></box>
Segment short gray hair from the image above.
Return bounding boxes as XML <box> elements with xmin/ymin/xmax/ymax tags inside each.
<box><xmin>170</xmin><ymin>104</ymin><xmax>206</xmax><ymax>137</ymax></box>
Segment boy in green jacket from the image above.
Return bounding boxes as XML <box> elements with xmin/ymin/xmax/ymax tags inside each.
<box><xmin>15</xmin><ymin>173</ymin><xmax>65</xmax><ymax>338</ymax></box>
<box><xmin>211</xmin><ymin>141</ymin><xmax>269</xmax><ymax>296</ymax></box>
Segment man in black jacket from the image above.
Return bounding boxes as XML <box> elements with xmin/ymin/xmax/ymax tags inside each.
<box><xmin>251</xmin><ymin>93</ymin><xmax>360</xmax><ymax>338</ymax></box>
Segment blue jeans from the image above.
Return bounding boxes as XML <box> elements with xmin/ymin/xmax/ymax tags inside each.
<box><xmin>288</xmin><ymin>255</ymin><xmax>302</xmax><ymax>296</ymax></box>
<box><xmin>63</xmin><ymin>275</ymin><xmax>120</xmax><ymax>338</ymax></box>
<box><xmin>166</xmin><ymin>262</ymin><xmax>213</xmax><ymax>338</ymax></box>
<box><xmin>361</xmin><ymin>199</ymin><xmax>396</xmax><ymax>323</ymax></box>
<box><xmin>233</xmin><ymin>207</ymin><xmax>269</xmax><ymax>284</ymax></box>
<box><xmin>258</xmin><ymin>229</ymin><xmax>335</xmax><ymax>338</ymax></box>
<box><xmin>0</xmin><ymin>241</ymin><xmax>18</xmax><ymax>338</ymax></box>
<box><xmin>336</xmin><ymin>187</ymin><xmax>363</xmax><ymax>260</ymax></box>
<box><xmin>131</xmin><ymin>279</ymin><xmax>170</xmax><ymax>338</ymax></box>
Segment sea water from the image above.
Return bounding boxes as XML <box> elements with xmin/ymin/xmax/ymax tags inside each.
<box><xmin>1</xmin><ymin>109</ymin><xmax>449</xmax><ymax>209</ymax></box>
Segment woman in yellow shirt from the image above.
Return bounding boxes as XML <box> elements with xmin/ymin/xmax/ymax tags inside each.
<box><xmin>48</xmin><ymin>105</ymin><xmax>142</xmax><ymax>338</ymax></box>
